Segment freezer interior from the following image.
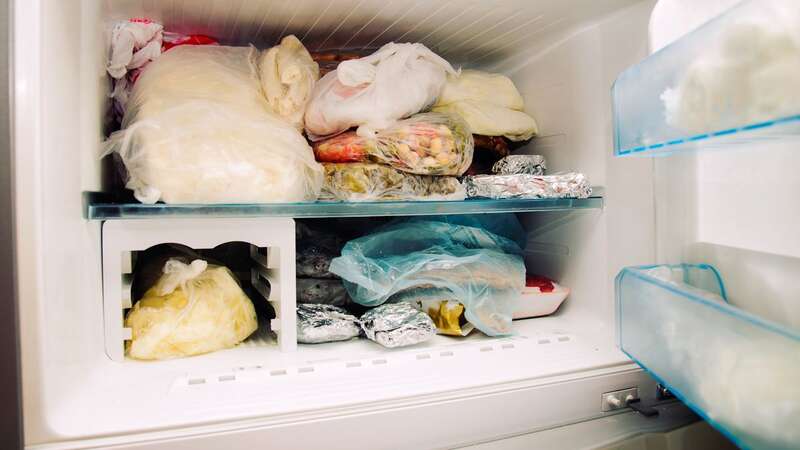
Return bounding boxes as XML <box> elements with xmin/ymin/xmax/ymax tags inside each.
<box><xmin>17</xmin><ymin>0</ymin><xmax>664</xmax><ymax>445</ymax></box>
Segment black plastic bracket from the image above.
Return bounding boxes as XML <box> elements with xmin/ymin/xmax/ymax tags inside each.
<box><xmin>627</xmin><ymin>398</ymin><xmax>660</xmax><ymax>417</ymax></box>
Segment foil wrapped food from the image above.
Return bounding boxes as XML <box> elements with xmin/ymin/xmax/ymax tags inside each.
<box><xmin>296</xmin><ymin>304</ymin><xmax>361</xmax><ymax>344</ymax></box>
<box><xmin>360</xmin><ymin>303</ymin><xmax>437</xmax><ymax>348</ymax></box>
<box><xmin>491</xmin><ymin>155</ymin><xmax>546</xmax><ymax>175</ymax></box>
<box><xmin>464</xmin><ymin>172</ymin><xmax>591</xmax><ymax>200</ymax></box>
<box><xmin>297</xmin><ymin>278</ymin><xmax>349</xmax><ymax>306</ymax></box>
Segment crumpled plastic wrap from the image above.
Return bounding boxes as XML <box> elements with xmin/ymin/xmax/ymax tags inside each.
<box><xmin>359</xmin><ymin>303</ymin><xmax>437</xmax><ymax>348</ymax></box>
<box><xmin>297</xmin><ymin>278</ymin><xmax>349</xmax><ymax>306</ymax></box>
<box><xmin>320</xmin><ymin>163</ymin><xmax>465</xmax><ymax>202</ymax></box>
<box><xmin>103</xmin><ymin>45</ymin><xmax>323</xmax><ymax>204</ymax></box>
<box><xmin>125</xmin><ymin>258</ymin><xmax>258</xmax><ymax>360</ymax></box>
<box><xmin>304</xmin><ymin>42</ymin><xmax>457</xmax><ymax>138</ymax></box>
<box><xmin>258</xmin><ymin>35</ymin><xmax>319</xmax><ymax>131</ymax></box>
<box><xmin>313</xmin><ymin>113</ymin><xmax>474</xmax><ymax>176</ymax></box>
<box><xmin>296</xmin><ymin>304</ymin><xmax>361</xmax><ymax>344</ymax></box>
<box><xmin>464</xmin><ymin>172</ymin><xmax>591</xmax><ymax>200</ymax></box>
<box><xmin>491</xmin><ymin>155</ymin><xmax>546</xmax><ymax>176</ymax></box>
<box><xmin>329</xmin><ymin>217</ymin><xmax>526</xmax><ymax>336</ymax></box>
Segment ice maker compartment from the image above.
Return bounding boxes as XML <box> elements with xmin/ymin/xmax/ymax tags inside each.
<box><xmin>616</xmin><ymin>264</ymin><xmax>800</xmax><ymax>450</ymax></box>
<box><xmin>102</xmin><ymin>218</ymin><xmax>297</xmax><ymax>362</ymax></box>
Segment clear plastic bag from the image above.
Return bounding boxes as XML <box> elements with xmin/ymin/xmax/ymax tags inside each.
<box><xmin>125</xmin><ymin>258</ymin><xmax>258</xmax><ymax>360</ymax></box>
<box><xmin>258</xmin><ymin>35</ymin><xmax>319</xmax><ymax>131</ymax></box>
<box><xmin>103</xmin><ymin>45</ymin><xmax>323</xmax><ymax>204</ymax></box>
<box><xmin>329</xmin><ymin>217</ymin><xmax>526</xmax><ymax>336</ymax></box>
<box><xmin>313</xmin><ymin>113</ymin><xmax>473</xmax><ymax>176</ymax></box>
<box><xmin>320</xmin><ymin>163</ymin><xmax>465</xmax><ymax>202</ymax></box>
<box><xmin>304</xmin><ymin>42</ymin><xmax>457</xmax><ymax>138</ymax></box>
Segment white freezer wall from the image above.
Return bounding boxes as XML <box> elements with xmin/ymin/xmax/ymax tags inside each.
<box><xmin>15</xmin><ymin>0</ymin><xmax>657</xmax><ymax>445</ymax></box>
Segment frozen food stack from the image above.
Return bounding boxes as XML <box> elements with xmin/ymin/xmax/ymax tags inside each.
<box><xmin>305</xmin><ymin>42</ymin><xmax>473</xmax><ymax>202</ymax></box>
<box><xmin>103</xmin><ymin>35</ymin><xmax>324</xmax><ymax>204</ymax></box>
<box><xmin>330</xmin><ymin>216</ymin><xmax>528</xmax><ymax>337</ymax></box>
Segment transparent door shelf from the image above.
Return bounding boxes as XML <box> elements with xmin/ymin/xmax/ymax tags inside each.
<box><xmin>85</xmin><ymin>191</ymin><xmax>604</xmax><ymax>220</ymax></box>
<box><xmin>616</xmin><ymin>264</ymin><xmax>800</xmax><ymax>450</ymax></box>
<box><xmin>612</xmin><ymin>0</ymin><xmax>800</xmax><ymax>156</ymax></box>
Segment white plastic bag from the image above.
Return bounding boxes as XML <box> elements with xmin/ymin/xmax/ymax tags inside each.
<box><xmin>125</xmin><ymin>259</ymin><xmax>258</xmax><ymax>360</ymax></box>
<box><xmin>104</xmin><ymin>45</ymin><xmax>323</xmax><ymax>204</ymax></box>
<box><xmin>258</xmin><ymin>35</ymin><xmax>319</xmax><ymax>131</ymax></box>
<box><xmin>304</xmin><ymin>42</ymin><xmax>457</xmax><ymax>139</ymax></box>
<box><xmin>106</xmin><ymin>19</ymin><xmax>163</xmax><ymax>80</ymax></box>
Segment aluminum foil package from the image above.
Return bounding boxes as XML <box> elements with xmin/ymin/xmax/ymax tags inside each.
<box><xmin>491</xmin><ymin>155</ymin><xmax>546</xmax><ymax>175</ymax></box>
<box><xmin>464</xmin><ymin>172</ymin><xmax>592</xmax><ymax>200</ymax></box>
<box><xmin>296</xmin><ymin>304</ymin><xmax>361</xmax><ymax>344</ymax></box>
<box><xmin>297</xmin><ymin>278</ymin><xmax>349</xmax><ymax>306</ymax></box>
<box><xmin>360</xmin><ymin>303</ymin><xmax>437</xmax><ymax>348</ymax></box>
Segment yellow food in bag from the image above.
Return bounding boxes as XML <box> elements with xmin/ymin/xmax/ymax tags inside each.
<box><xmin>125</xmin><ymin>259</ymin><xmax>258</xmax><ymax>360</ymax></box>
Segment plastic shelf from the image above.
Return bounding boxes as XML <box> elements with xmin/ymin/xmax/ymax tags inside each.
<box><xmin>85</xmin><ymin>191</ymin><xmax>604</xmax><ymax>220</ymax></box>
<box><xmin>616</xmin><ymin>264</ymin><xmax>800</xmax><ymax>450</ymax></box>
<box><xmin>612</xmin><ymin>0</ymin><xmax>800</xmax><ymax>156</ymax></box>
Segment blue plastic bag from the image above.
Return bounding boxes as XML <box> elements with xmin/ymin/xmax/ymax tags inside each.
<box><xmin>329</xmin><ymin>216</ymin><xmax>526</xmax><ymax>336</ymax></box>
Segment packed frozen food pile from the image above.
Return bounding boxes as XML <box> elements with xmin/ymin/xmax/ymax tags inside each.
<box><xmin>103</xmin><ymin>19</ymin><xmax>591</xmax><ymax>204</ymax></box>
<box><xmin>124</xmin><ymin>216</ymin><xmax>569</xmax><ymax>360</ymax></box>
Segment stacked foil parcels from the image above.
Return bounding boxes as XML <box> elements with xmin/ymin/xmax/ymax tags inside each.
<box><xmin>465</xmin><ymin>154</ymin><xmax>591</xmax><ymax>200</ymax></box>
<box><xmin>297</xmin><ymin>303</ymin><xmax>437</xmax><ymax>348</ymax></box>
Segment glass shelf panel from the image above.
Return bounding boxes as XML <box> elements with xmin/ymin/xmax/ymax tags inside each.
<box><xmin>616</xmin><ymin>264</ymin><xmax>800</xmax><ymax>450</ymax></box>
<box><xmin>85</xmin><ymin>190</ymin><xmax>604</xmax><ymax>220</ymax></box>
<box><xmin>612</xmin><ymin>0</ymin><xmax>800</xmax><ymax>156</ymax></box>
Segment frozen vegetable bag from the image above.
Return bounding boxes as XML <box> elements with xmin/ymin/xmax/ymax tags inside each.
<box><xmin>125</xmin><ymin>259</ymin><xmax>258</xmax><ymax>360</ymax></box>
<box><xmin>104</xmin><ymin>45</ymin><xmax>323</xmax><ymax>204</ymax></box>
<box><xmin>329</xmin><ymin>218</ymin><xmax>526</xmax><ymax>336</ymax></box>
<box><xmin>313</xmin><ymin>112</ymin><xmax>474</xmax><ymax>176</ymax></box>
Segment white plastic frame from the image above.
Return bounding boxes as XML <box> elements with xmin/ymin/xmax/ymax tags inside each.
<box><xmin>101</xmin><ymin>218</ymin><xmax>297</xmax><ymax>362</ymax></box>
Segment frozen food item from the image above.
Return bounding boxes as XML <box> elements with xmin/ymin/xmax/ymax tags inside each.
<box><xmin>359</xmin><ymin>303</ymin><xmax>437</xmax><ymax>348</ymax></box>
<box><xmin>466</xmin><ymin>135</ymin><xmax>512</xmax><ymax>176</ymax></box>
<box><xmin>437</xmin><ymin>69</ymin><xmax>525</xmax><ymax>109</ymax></box>
<box><xmin>304</xmin><ymin>42</ymin><xmax>457</xmax><ymax>138</ymax></box>
<box><xmin>473</xmin><ymin>135</ymin><xmax>510</xmax><ymax>159</ymax></box>
<box><xmin>259</xmin><ymin>35</ymin><xmax>320</xmax><ymax>131</ymax></box>
<box><xmin>390</xmin><ymin>287</ymin><xmax>474</xmax><ymax>336</ymax></box>
<box><xmin>433</xmin><ymin>70</ymin><xmax>538</xmax><ymax>142</ymax></box>
<box><xmin>125</xmin><ymin>258</ymin><xmax>258</xmax><ymax>360</ymax></box>
<box><xmin>313</xmin><ymin>113</ymin><xmax>473</xmax><ymax>176</ymax></box>
<box><xmin>320</xmin><ymin>163</ymin><xmax>465</xmax><ymax>202</ymax></box>
<box><xmin>297</xmin><ymin>278</ymin><xmax>349</xmax><ymax>306</ymax></box>
<box><xmin>107</xmin><ymin>20</ymin><xmax>220</xmax><ymax>122</ymax></box>
<box><xmin>103</xmin><ymin>45</ymin><xmax>324</xmax><ymax>204</ymax></box>
<box><xmin>296</xmin><ymin>304</ymin><xmax>361</xmax><ymax>344</ymax></box>
<box><xmin>297</xmin><ymin>246</ymin><xmax>338</xmax><ymax>278</ymax></box>
<box><xmin>513</xmin><ymin>275</ymin><xmax>570</xmax><ymax>320</ymax></box>
<box><xmin>161</xmin><ymin>32</ymin><xmax>218</xmax><ymax>51</ymax></box>
<box><xmin>330</xmin><ymin>218</ymin><xmax>526</xmax><ymax>336</ymax></box>
<box><xmin>464</xmin><ymin>173</ymin><xmax>592</xmax><ymax>200</ymax></box>
<box><xmin>492</xmin><ymin>155</ymin><xmax>546</xmax><ymax>176</ymax></box>
<box><xmin>662</xmin><ymin>19</ymin><xmax>800</xmax><ymax>134</ymax></box>
<box><xmin>433</xmin><ymin>101</ymin><xmax>538</xmax><ymax>142</ymax></box>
